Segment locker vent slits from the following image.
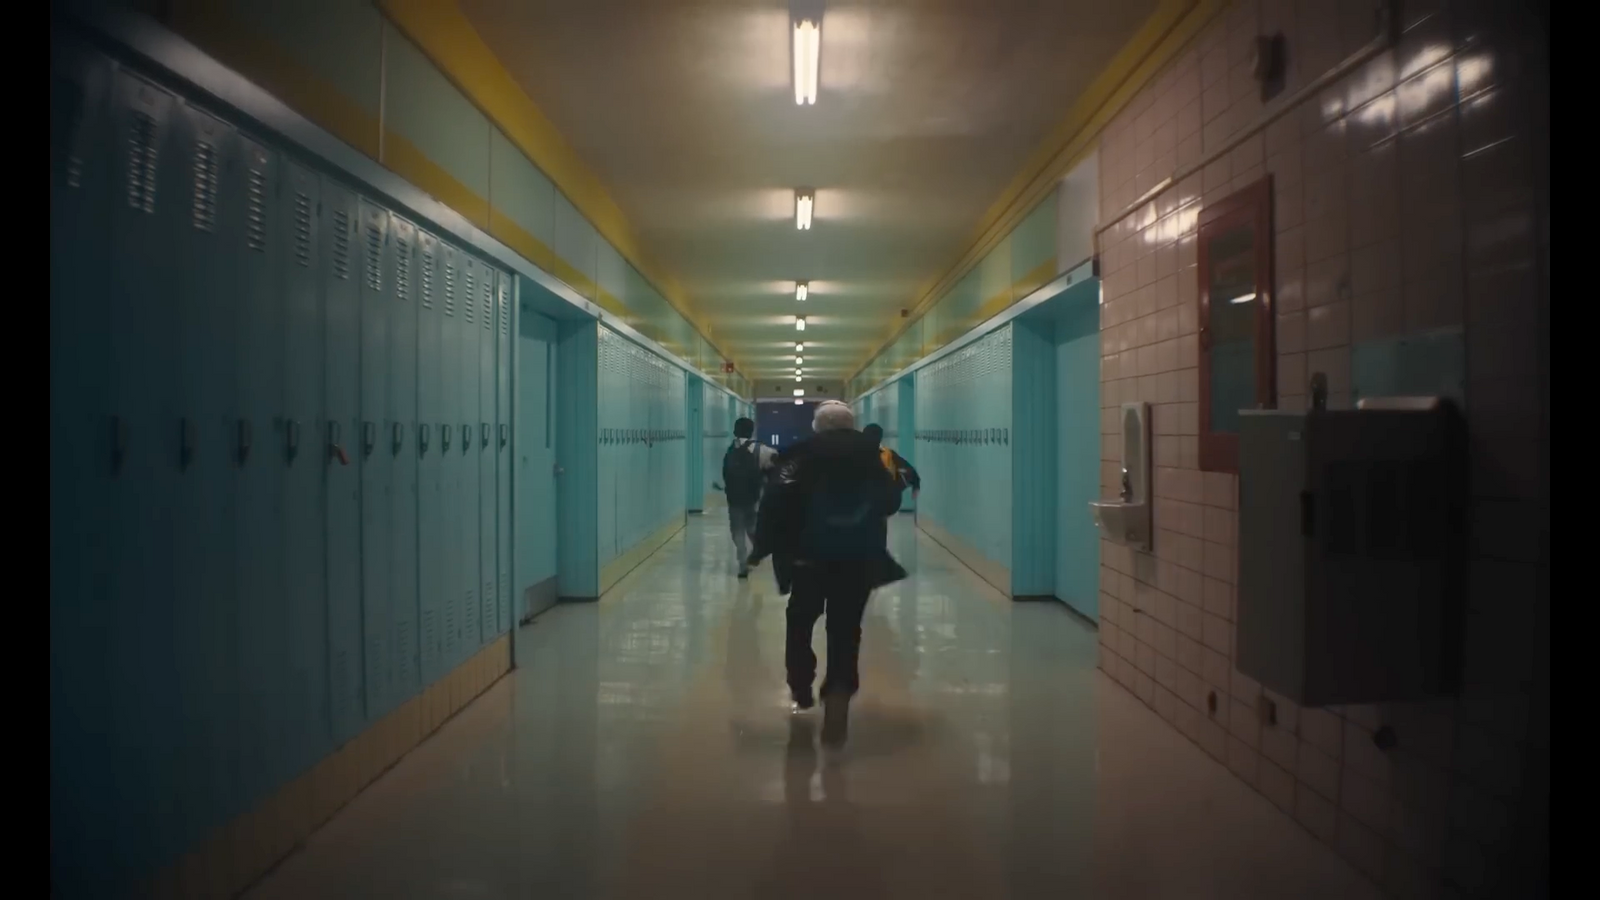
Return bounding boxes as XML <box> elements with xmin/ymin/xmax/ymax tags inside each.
<box><xmin>499</xmin><ymin>290</ymin><xmax>509</xmax><ymax>335</ymax></box>
<box><xmin>364</xmin><ymin>220</ymin><xmax>383</xmax><ymax>291</ymax></box>
<box><xmin>444</xmin><ymin>261</ymin><xmax>456</xmax><ymax>316</ymax></box>
<box><xmin>482</xmin><ymin>280</ymin><xmax>493</xmax><ymax>332</ymax></box>
<box><xmin>332</xmin><ymin>209</ymin><xmax>351</xmax><ymax>279</ymax></box>
<box><xmin>293</xmin><ymin>191</ymin><xmax>313</xmax><ymax>267</ymax></box>
<box><xmin>420</xmin><ymin>248</ymin><xmax>435</xmax><ymax>309</ymax></box>
<box><xmin>245</xmin><ymin>167</ymin><xmax>268</xmax><ymax>252</ymax></box>
<box><xmin>464</xmin><ymin>269</ymin><xmax>476</xmax><ymax>324</ymax></box>
<box><xmin>190</xmin><ymin>140</ymin><xmax>219</xmax><ymax>232</ymax></box>
<box><xmin>396</xmin><ymin>236</ymin><xmax>412</xmax><ymax>301</ymax></box>
<box><xmin>126</xmin><ymin>110</ymin><xmax>158</xmax><ymax>213</ymax></box>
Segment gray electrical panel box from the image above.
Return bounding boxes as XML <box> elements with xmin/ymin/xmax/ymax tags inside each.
<box><xmin>1235</xmin><ymin>399</ymin><xmax>1466</xmax><ymax>707</ymax></box>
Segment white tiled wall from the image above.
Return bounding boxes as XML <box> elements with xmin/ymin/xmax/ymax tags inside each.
<box><xmin>1093</xmin><ymin>1</ymin><xmax>1547</xmax><ymax>896</ymax></box>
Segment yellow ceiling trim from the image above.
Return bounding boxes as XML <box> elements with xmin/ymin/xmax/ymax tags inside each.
<box><xmin>849</xmin><ymin>0</ymin><xmax>1227</xmax><ymax>382</ymax></box>
<box><xmin>376</xmin><ymin>0</ymin><xmax>741</xmax><ymax>373</ymax></box>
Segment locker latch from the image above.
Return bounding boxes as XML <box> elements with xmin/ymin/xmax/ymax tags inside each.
<box><xmin>392</xmin><ymin>422</ymin><xmax>404</xmax><ymax>455</ymax></box>
<box><xmin>237</xmin><ymin>418</ymin><xmax>252</xmax><ymax>465</ymax></box>
<box><xmin>286</xmin><ymin>420</ymin><xmax>300</xmax><ymax>463</ymax></box>
<box><xmin>499</xmin><ymin>424</ymin><xmax>509</xmax><ymax>448</ymax></box>
<box><xmin>111</xmin><ymin>415</ymin><xmax>127</xmax><ymax>475</ymax></box>
<box><xmin>362</xmin><ymin>421</ymin><xmax>376</xmax><ymax>457</ymax></box>
<box><xmin>481</xmin><ymin>422</ymin><xmax>491</xmax><ymax>449</ymax></box>
<box><xmin>461</xmin><ymin>423</ymin><xmax>471</xmax><ymax>454</ymax></box>
<box><xmin>441</xmin><ymin>423</ymin><xmax>452</xmax><ymax>452</ymax></box>
<box><xmin>419</xmin><ymin>423</ymin><xmax>431</xmax><ymax>456</ymax></box>
<box><xmin>328</xmin><ymin>421</ymin><xmax>349</xmax><ymax>466</ymax></box>
<box><xmin>179</xmin><ymin>417</ymin><xmax>197</xmax><ymax>470</ymax></box>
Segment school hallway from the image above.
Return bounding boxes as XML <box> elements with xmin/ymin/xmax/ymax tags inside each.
<box><xmin>244</xmin><ymin>514</ymin><xmax>1378</xmax><ymax>900</ymax></box>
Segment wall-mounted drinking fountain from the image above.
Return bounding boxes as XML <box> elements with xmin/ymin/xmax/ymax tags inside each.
<box><xmin>1090</xmin><ymin>402</ymin><xmax>1152</xmax><ymax>551</ymax></box>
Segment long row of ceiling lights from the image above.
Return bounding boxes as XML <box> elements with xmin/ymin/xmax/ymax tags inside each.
<box><xmin>791</xmin><ymin>14</ymin><xmax>820</xmax><ymax>396</ymax></box>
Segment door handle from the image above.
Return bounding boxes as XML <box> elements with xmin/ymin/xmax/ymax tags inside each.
<box><xmin>328</xmin><ymin>421</ymin><xmax>349</xmax><ymax>466</ymax></box>
<box><xmin>179</xmin><ymin>417</ymin><xmax>196</xmax><ymax>470</ymax></box>
<box><xmin>237</xmin><ymin>418</ymin><xmax>252</xmax><ymax>465</ymax></box>
<box><xmin>111</xmin><ymin>415</ymin><xmax>127</xmax><ymax>475</ymax></box>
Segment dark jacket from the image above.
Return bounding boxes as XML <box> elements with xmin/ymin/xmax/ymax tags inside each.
<box><xmin>886</xmin><ymin>448</ymin><xmax>921</xmax><ymax>492</ymax></box>
<box><xmin>751</xmin><ymin>430</ymin><xmax>906</xmax><ymax>593</ymax></box>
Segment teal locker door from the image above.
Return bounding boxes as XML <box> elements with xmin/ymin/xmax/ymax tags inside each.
<box><xmin>172</xmin><ymin>99</ymin><xmax>240</xmax><ymax>845</ymax></box>
<box><xmin>417</xmin><ymin>231</ymin><xmax>443</xmax><ymax>683</ymax></box>
<box><xmin>233</xmin><ymin>136</ymin><xmax>284</xmax><ymax>808</ymax></box>
<box><xmin>280</xmin><ymin>161</ymin><xmax>328</xmax><ymax>774</ymax></box>
<box><xmin>388</xmin><ymin>216</ymin><xmax>420</xmax><ymax>703</ymax></box>
<box><xmin>495</xmin><ymin>273</ymin><xmax>512</xmax><ymax>634</ymax></box>
<box><xmin>110</xmin><ymin>73</ymin><xmax>184</xmax><ymax>876</ymax></box>
<box><xmin>50</xmin><ymin>46</ymin><xmax>116</xmax><ymax>893</ymax></box>
<box><xmin>459</xmin><ymin>259</ymin><xmax>482</xmax><ymax>658</ymax></box>
<box><xmin>478</xmin><ymin>269</ymin><xmax>496</xmax><ymax>641</ymax></box>
<box><xmin>323</xmin><ymin>181</ymin><xmax>364</xmax><ymax>745</ymax></box>
<box><xmin>358</xmin><ymin>201</ymin><xmax>393</xmax><ymax>718</ymax></box>
<box><xmin>596</xmin><ymin>330</ymin><xmax>615</xmax><ymax>565</ymax></box>
<box><xmin>438</xmin><ymin>246</ymin><xmax>461</xmax><ymax>667</ymax></box>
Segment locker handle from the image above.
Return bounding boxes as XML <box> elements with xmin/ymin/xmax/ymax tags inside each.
<box><xmin>286</xmin><ymin>419</ymin><xmax>300</xmax><ymax>462</ymax></box>
<box><xmin>111</xmin><ymin>415</ymin><xmax>127</xmax><ymax>475</ymax></box>
<box><xmin>441</xmin><ymin>423</ymin><xmax>452</xmax><ymax>451</ymax></box>
<box><xmin>362</xmin><ymin>421</ymin><xmax>376</xmax><ymax>457</ymax></box>
<box><xmin>499</xmin><ymin>423</ymin><xmax>509</xmax><ymax>448</ymax></box>
<box><xmin>237</xmin><ymin>418</ymin><xmax>253</xmax><ymax>465</ymax></box>
<box><xmin>419</xmin><ymin>423</ymin><xmax>431</xmax><ymax>455</ymax></box>
<box><xmin>462</xmin><ymin>424</ymin><xmax>471</xmax><ymax>454</ymax></box>
<box><xmin>180</xmin><ymin>417</ymin><xmax>197</xmax><ymax>470</ymax></box>
<box><xmin>1299</xmin><ymin>491</ymin><xmax>1315</xmax><ymax>537</ymax></box>
<box><xmin>393</xmin><ymin>422</ymin><xmax>404</xmax><ymax>455</ymax></box>
<box><xmin>481</xmin><ymin>422</ymin><xmax>491</xmax><ymax>449</ymax></box>
<box><xmin>328</xmin><ymin>421</ymin><xmax>349</xmax><ymax>466</ymax></box>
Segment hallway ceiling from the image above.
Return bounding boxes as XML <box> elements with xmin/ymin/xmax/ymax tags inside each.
<box><xmin>458</xmin><ymin>0</ymin><xmax>1158</xmax><ymax>379</ymax></box>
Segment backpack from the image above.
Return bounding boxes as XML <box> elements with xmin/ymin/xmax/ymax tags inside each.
<box><xmin>799</xmin><ymin>471</ymin><xmax>883</xmax><ymax>562</ymax></box>
<box><xmin>722</xmin><ymin>440</ymin><xmax>764</xmax><ymax>507</ymax></box>
<box><xmin>878</xmin><ymin>447</ymin><xmax>904</xmax><ymax>486</ymax></box>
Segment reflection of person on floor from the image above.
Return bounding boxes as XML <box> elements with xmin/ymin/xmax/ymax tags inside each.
<box><xmin>724</xmin><ymin>592</ymin><xmax>763</xmax><ymax>711</ymax></box>
<box><xmin>748</xmin><ymin>400</ymin><xmax>902</xmax><ymax>745</ymax></box>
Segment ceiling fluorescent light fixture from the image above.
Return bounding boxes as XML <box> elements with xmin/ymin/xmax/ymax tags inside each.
<box><xmin>795</xmin><ymin>375</ymin><xmax>802</xmax><ymax>381</ymax></box>
<box><xmin>795</xmin><ymin>398</ymin><xmax>804</xmax><ymax>405</ymax></box>
<box><xmin>795</xmin><ymin>342</ymin><xmax>804</xmax><ymax>352</ymax></box>
<box><xmin>796</xmin><ymin>282</ymin><xmax>809</xmax><ymax>302</ymax></box>
<box><xmin>794</xmin><ymin>388</ymin><xmax>806</xmax><ymax>397</ymax></box>
<box><xmin>795</xmin><ymin>316</ymin><xmax>807</xmax><ymax>332</ymax></box>
<box><xmin>796</xmin><ymin>356</ymin><xmax>804</xmax><ymax>365</ymax></box>
<box><xmin>793</xmin><ymin>18</ymin><xmax>820</xmax><ymax>105</ymax></box>
<box><xmin>795</xmin><ymin>189</ymin><xmax>814</xmax><ymax>230</ymax></box>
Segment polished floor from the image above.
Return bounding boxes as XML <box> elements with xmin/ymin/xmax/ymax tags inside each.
<box><xmin>247</xmin><ymin>515</ymin><xmax>1381</xmax><ymax>899</ymax></box>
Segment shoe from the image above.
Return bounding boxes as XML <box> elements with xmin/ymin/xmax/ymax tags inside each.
<box><xmin>737</xmin><ymin>569</ymin><xmax>750</xmax><ymax>579</ymax></box>
<box><xmin>821</xmin><ymin>694</ymin><xmax>851</xmax><ymax>746</ymax></box>
<box><xmin>790</xmin><ymin>687</ymin><xmax>815</xmax><ymax>712</ymax></box>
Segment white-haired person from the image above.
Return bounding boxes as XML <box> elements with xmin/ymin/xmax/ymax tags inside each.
<box><xmin>748</xmin><ymin>400</ymin><xmax>905</xmax><ymax>745</ymax></box>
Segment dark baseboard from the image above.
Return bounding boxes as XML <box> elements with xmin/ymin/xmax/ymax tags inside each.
<box><xmin>1014</xmin><ymin>594</ymin><xmax>1100</xmax><ymax>631</ymax></box>
<box><xmin>518</xmin><ymin>576</ymin><xmax>562</xmax><ymax>625</ymax></box>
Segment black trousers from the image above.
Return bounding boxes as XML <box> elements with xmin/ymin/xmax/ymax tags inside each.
<box><xmin>786</xmin><ymin>561</ymin><xmax>872</xmax><ymax>698</ymax></box>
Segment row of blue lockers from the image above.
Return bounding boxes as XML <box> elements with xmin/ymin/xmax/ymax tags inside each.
<box><xmin>914</xmin><ymin>327</ymin><xmax>1016</xmax><ymax>569</ymax></box>
<box><xmin>597</xmin><ymin>325</ymin><xmax>689</xmax><ymax>564</ymax></box>
<box><xmin>49</xmin><ymin>49</ymin><xmax>514</xmax><ymax>887</ymax></box>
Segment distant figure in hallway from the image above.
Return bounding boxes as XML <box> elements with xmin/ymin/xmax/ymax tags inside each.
<box><xmin>749</xmin><ymin>400</ymin><xmax>900</xmax><ymax>744</ymax></box>
<box><xmin>861</xmin><ymin>423</ymin><xmax>921</xmax><ymax>514</ymax></box>
<box><xmin>720</xmin><ymin>417</ymin><xmax>775</xmax><ymax>579</ymax></box>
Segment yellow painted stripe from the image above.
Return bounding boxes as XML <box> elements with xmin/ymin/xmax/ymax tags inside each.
<box><xmin>165</xmin><ymin>0</ymin><xmax>381</xmax><ymax>158</ymax></box>
<box><xmin>384</xmin><ymin>129</ymin><xmax>490</xmax><ymax>230</ymax></box>
<box><xmin>849</xmin><ymin>0</ymin><xmax>1227</xmax><ymax>384</ymax></box>
<box><xmin>375</xmin><ymin>0</ymin><xmax>745</xmax><ymax>379</ymax></box>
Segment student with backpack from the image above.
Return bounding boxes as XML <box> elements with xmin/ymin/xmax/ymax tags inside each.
<box><xmin>720</xmin><ymin>417</ymin><xmax>775</xmax><ymax>579</ymax></box>
<box><xmin>748</xmin><ymin>400</ymin><xmax>902</xmax><ymax>745</ymax></box>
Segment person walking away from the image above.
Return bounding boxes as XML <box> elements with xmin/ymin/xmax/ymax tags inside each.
<box><xmin>721</xmin><ymin>417</ymin><xmax>775</xmax><ymax>579</ymax></box>
<box><xmin>861</xmin><ymin>423</ymin><xmax>920</xmax><ymax>515</ymax></box>
<box><xmin>748</xmin><ymin>400</ymin><xmax>900</xmax><ymax>745</ymax></box>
